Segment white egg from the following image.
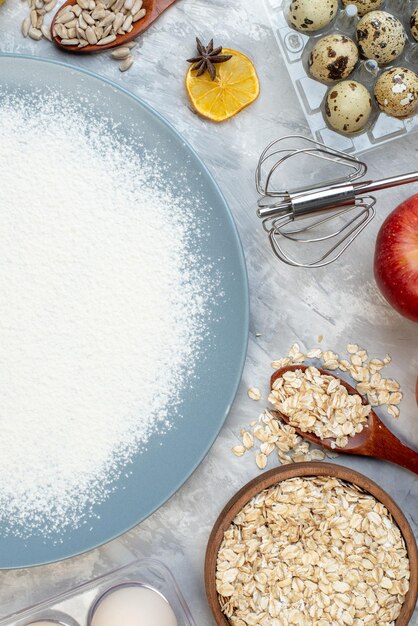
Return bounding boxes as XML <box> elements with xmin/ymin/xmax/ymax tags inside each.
<box><xmin>357</xmin><ymin>11</ymin><xmax>406</xmax><ymax>65</ymax></box>
<box><xmin>90</xmin><ymin>585</ymin><xmax>178</xmax><ymax>626</ymax></box>
<box><xmin>309</xmin><ymin>34</ymin><xmax>359</xmax><ymax>83</ymax></box>
<box><xmin>289</xmin><ymin>0</ymin><xmax>338</xmax><ymax>32</ymax></box>
<box><xmin>325</xmin><ymin>80</ymin><xmax>372</xmax><ymax>133</ymax></box>
<box><xmin>375</xmin><ymin>67</ymin><xmax>418</xmax><ymax>118</ymax></box>
<box><xmin>341</xmin><ymin>0</ymin><xmax>384</xmax><ymax>17</ymax></box>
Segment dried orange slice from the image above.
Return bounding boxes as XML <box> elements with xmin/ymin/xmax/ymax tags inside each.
<box><xmin>185</xmin><ymin>48</ymin><xmax>260</xmax><ymax>122</ymax></box>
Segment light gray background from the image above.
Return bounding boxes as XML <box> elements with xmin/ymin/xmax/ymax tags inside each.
<box><xmin>0</xmin><ymin>0</ymin><xmax>417</xmax><ymax>623</ymax></box>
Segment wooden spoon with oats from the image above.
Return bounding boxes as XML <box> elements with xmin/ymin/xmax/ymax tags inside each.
<box><xmin>271</xmin><ymin>365</ymin><xmax>418</xmax><ymax>474</ymax></box>
<box><xmin>51</xmin><ymin>0</ymin><xmax>177</xmax><ymax>53</ymax></box>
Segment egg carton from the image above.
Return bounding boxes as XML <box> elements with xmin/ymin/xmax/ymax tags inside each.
<box><xmin>0</xmin><ymin>558</ymin><xmax>196</xmax><ymax>626</ymax></box>
<box><xmin>264</xmin><ymin>0</ymin><xmax>418</xmax><ymax>154</ymax></box>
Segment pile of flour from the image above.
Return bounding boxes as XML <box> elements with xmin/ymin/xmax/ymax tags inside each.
<box><xmin>0</xmin><ymin>94</ymin><xmax>212</xmax><ymax>537</ymax></box>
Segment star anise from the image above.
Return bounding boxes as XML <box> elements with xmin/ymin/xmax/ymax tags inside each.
<box><xmin>187</xmin><ymin>38</ymin><xmax>232</xmax><ymax>81</ymax></box>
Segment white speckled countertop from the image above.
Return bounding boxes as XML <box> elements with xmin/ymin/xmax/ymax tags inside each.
<box><xmin>0</xmin><ymin>0</ymin><xmax>417</xmax><ymax>623</ymax></box>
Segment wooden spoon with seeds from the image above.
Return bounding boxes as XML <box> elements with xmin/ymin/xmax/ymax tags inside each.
<box><xmin>51</xmin><ymin>0</ymin><xmax>177</xmax><ymax>53</ymax></box>
<box><xmin>271</xmin><ymin>364</ymin><xmax>418</xmax><ymax>474</ymax></box>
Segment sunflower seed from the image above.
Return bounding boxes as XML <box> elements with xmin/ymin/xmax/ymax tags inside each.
<box><xmin>119</xmin><ymin>55</ymin><xmax>134</xmax><ymax>71</ymax></box>
<box><xmin>102</xmin><ymin>23</ymin><xmax>113</xmax><ymax>37</ymax></box>
<box><xmin>121</xmin><ymin>14</ymin><xmax>132</xmax><ymax>30</ymax></box>
<box><xmin>28</xmin><ymin>26</ymin><xmax>43</xmax><ymax>40</ymax></box>
<box><xmin>91</xmin><ymin>6</ymin><xmax>106</xmax><ymax>19</ymax></box>
<box><xmin>44</xmin><ymin>0</ymin><xmax>57</xmax><ymax>10</ymax></box>
<box><xmin>110</xmin><ymin>11</ymin><xmax>124</xmax><ymax>31</ymax></box>
<box><xmin>60</xmin><ymin>4</ymin><xmax>74</xmax><ymax>14</ymax></box>
<box><xmin>85</xmin><ymin>25</ymin><xmax>98</xmax><ymax>44</ymax></box>
<box><xmin>55</xmin><ymin>23</ymin><xmax>68</xmax><ymax>38</ymax></box>
<box><xmin>41</xmin><ymin>24</ymin><xmax>52</xmax><ymax>40</ymax></box>
<box><xmin>97</xmin><ymin>33</ymin><xmax>117</xmax><ymax>45</ymax></box>
<box><xmin>131</xmin><ymin>0</ymin><xmax>142</xmax><ymax>13</ymax></box>
<box><xmin>78</xmin><ymin>14</ymin><xmax>88</xmax><ymax>28</ymax></box>
<box><xmin>64</xmin><ymin>18</ymin><xmax>78</xmax><ymax>28</ymax></box>
<box><xmin>49</xmin><ymin>0</ymin><xmax>145</xmax><ymax>51</ymax></box>
<box><xmin>22</xmin><ymin>16</ymin><xmax>31</xmax><ymax>37</ymax></box>
<box><xmin>82</xmin><ymin>10</ymin><xmax>95</xmax><ymax>25</ymax></box>
<box><xmin>111</xmin><ymin>46</ymin><xmax>131</xmax><ymax>59</ymax></box>
<box><xmin>100</xmin><ymin>12</ymin><xmax>115</xmax><ymax>27</ymax></box>
<box><xmin>132</xmin><ymin>7</ymin><xmax>146</xmax><ymax>21</ymax></box>
<box><xmin>60</xmin><ymin>38</ymin><xmax>80</xmax><ymax>45</ymax></box>
<box><xmin>56</xmin><ymin>11</ymin><xmax>76</xmax><ymax>24</ymax></box>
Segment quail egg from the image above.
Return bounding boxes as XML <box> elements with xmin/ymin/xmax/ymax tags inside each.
<box><xmin>309</xmin><ymin>34</ymin><xmax>359</xmax><ymax>83</ymax></box>
<box><xmin>357</xmin><ymin>11</ymin><xmax>406</xmax><ymax>65</ymax></box>
<box><xmin>374</xmin><ymin>67</ymin><xmax>418</xmax><ymax>118</ymax></box>
<box><xmin>289</xmin><ymin>0</ymin><xmax>338</xmax><ymax>32</ymax></box>
<box><xmin>341</xmin><ymin>0</ymin><xmax>384</xmax><ymax>17</ymax></box>
<box><xmin>411</xmin><ymin>7</ymin><xmax>418</xmax><ymax>42</ymax></box>
<box><xmin>325</xmin><ymin>80</ymin><xmax>372</xmax><ymax>133</ymax></box>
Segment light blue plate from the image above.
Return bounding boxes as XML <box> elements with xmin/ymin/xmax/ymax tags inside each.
<box><xmin>0</xmin><ymin>54</ymin><xmax>249</xmax><ymax>568</ymax></box>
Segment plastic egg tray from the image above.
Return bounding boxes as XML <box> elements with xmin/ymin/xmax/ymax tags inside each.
<box><xmin>0</xmin><ymin>559</ymin><xmax>196</xmax><ymax>626</ymax></box>
<box><xmin>264</xmin><ymin>0</ymin><xmax>418</xmax><ymax>153</ymax></box>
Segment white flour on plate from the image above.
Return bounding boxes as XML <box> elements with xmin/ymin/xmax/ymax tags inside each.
<box><xmin>0</xmin><ymin>95</ymin><xmax>214</xmax><ymax>538</ymax></box>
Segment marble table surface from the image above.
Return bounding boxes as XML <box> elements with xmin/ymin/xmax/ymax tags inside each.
<box><xmin>0</xmin><ymin>0</ymin><xmax>417</xmax><ymax>623</ymax></box>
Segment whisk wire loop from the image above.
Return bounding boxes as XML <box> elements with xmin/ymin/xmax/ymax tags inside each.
<box><xmin>256</xmin><ymin>135</ymin><xmax>418</xmax><ymax>268</ymax></box>
<box><xmin>268</xmin><ymin>198</ymin><xmax>376</xmax><ymax>268</ymax></box>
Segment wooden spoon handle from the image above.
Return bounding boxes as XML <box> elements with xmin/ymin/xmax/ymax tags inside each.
<box><xmin>373</xmin><ymin>422</ymin><xmax>418</xmax><ymax>475</ymax></box>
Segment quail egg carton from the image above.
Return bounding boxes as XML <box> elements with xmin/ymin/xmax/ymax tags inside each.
<box><xmin>0</xmin><ymin>558</ymin><xmax>196</xmax><ymax>626</ymax></box>
<box><xmin>264</xmin><ymin>0</ymin><xmax>418</xmax><ymax>154</ymax></box>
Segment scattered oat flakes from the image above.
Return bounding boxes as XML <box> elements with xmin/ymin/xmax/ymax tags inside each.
<box><xmin>272</xmin><ymin>342</ymin><xmax>403</xmax><ymax>422</ymax></box>
<box><xmin>216</xmin><ymin>476</ymin><xmax>410</xmax><ymax>626</ymax></box>
<box><xmin>255</xmin><ymin>452</ymin><xmax>267</xmax><ymax>469</ymax></box>
<box><xmin>347</xmin><ymin>343</ymin><xmax>359</xmax><ymax>353</ymax></box>
<box><xmin>306</xmin><ymin>348</ymin><xmax>322</xmax><ymax>359</ymax></box>
<box><xmin>242</xmin><ymin>431</ymin><xmax>254</xmax><ymax>450</ymax></box>
<box><xmin>271</xmin><ymin>357</ymin><xmax>291</xmax><ymax>369</ymax></box>
<box><xmin>247</xmin><ymin>387</ymin><xmax>261</xmax><ymax>401</ymax></box>
<box><xmin>234</xmin><ymin>342</ymin><xmax>402</xmax><ymax>468</ymax></box>
<box><xmin>234</xmin><ymin>408</ymin><xmax>328</xmax><ymax>470</ymax></box>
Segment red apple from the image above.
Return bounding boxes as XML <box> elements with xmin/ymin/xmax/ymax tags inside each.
<box><xmin>374</xmin><ymin>194</ymin><xmax>418</xmax><ymax>322</ymax></box>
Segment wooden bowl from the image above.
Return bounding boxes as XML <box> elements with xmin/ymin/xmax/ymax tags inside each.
<box><xmin>205</xmin><ymin>462</ymin><xmax>418</xmax><ymax>626</ymax></box>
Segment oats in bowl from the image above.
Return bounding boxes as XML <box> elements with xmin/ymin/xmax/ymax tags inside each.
<box><xmin>215</xmin><ymin>476</ymin><xmax>411</xmax><ymax>626</ymax></box>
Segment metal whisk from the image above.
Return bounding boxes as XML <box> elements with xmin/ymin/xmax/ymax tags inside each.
<box><xmin>256</xmin><ymin>135</ymin><xmax>418</xmax><ymax>268</ymax></box>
